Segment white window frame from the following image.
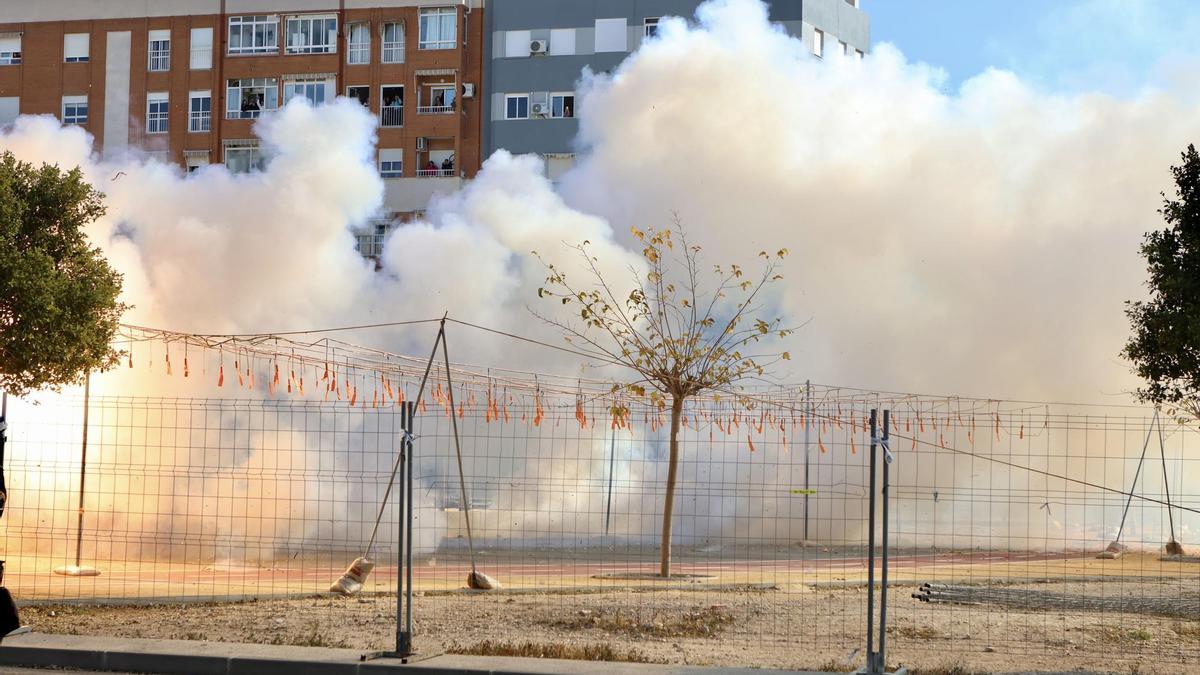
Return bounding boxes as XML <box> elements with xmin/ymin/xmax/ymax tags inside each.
<box><xmin>224</xmin><ymin>142</ymin><xmax>265</xmax><ymax>173</ymax></box>
<box><xmin>0</xmin><ymin>35</ymin><xmax>21</xmax><ymax>65</ymax></box>
<box><xmin>550</xmin><ymin>92</ymin><xmax>574</xmax><ymax>119</ymax></box>
<box><xmin>505</xmin><ymin>94</ymin><xmax>529</xmax><ymax>120</ymax></box>
<box><xmin>226</xmin><ymin>77</ymin><xmax>279</xmax><ymax>119</ymax></box>
<box><xmin>644</xmin><ymin>18</ymin><xmax>660</xmax><ymax>38</ymax></box>
<box><xmin>189</xmin><ymin>91</ymin><xmax>212</xmax><ymax>133</ymax></box>
<box><xmin>285</xmin><ymin>14</ymin><xmax>337</xmax><ymax>55</ymax></box>
<box><xmin>380</xmin><ymin>85</ymin><xmax>404</xmax><ymax>127</ymax></box>
<box><xmin>420</xmin><ymin>84</ymin><xmax>454</xmax><ymax>114</ymax></box>
<box><xmin>347</xmin><ymin>85</ymin><xmax>370</xmax><ymax>107</ymax></box>
<box><xmin>347</xmin><ymin>22</ymin><xmax>370</xmax><ymax>64</ymax></box>
<box><xmin>64</xmin><ymin>33</ymin><xmax>89</xmax><ymax>63</ymax></box>
<box><xmin>379</xmin><ymin>149</ymin><xmax>403</xmax><ymax>179</ymax></box>
<box><xmin>190</xmin><ymin>27</ymin><xmax>213</xmax><ymax>69</ymax></box>
<box><xmin>146</xmin><ymin>92</ymin><xmax>169</xmax><ymax>134</ymax></box>
<box><xmin>283</xmin><ymin>77</ymin><xmax>332</xmax><ymax>106</ymax></box>
<box><xmin>812</xmin><ymin>28</ymin><xmax>824</xmax><ymax>57</ymax></box>
<box><xmin>148</xmin><ymin>30</ymin><xmax>171</xmax><ymax>71</ymax></box>
<box><xmin>62</xmin><ymin>95</ymin><xmax>88</xmax><ymax>125</ymax></box>
<box><xmin>228</xmin><ymin>15</ymin><xmax>278</xmax><ymax>55</ymax></box>
<box><xmin>382</xmin><ymin>21</ymin><xmax>405</xmax><ymax>63</ymax></box>
<box><xmin>418</xmin><ymin>7</ymin><xmax>456</xmax><ymax>50</ymax></box>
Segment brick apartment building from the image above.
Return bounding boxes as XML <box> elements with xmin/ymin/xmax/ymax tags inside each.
<box><xmin>0</xmin><ymin>0</ymin><xmax>485</xmax><ymax>216</ymax></box>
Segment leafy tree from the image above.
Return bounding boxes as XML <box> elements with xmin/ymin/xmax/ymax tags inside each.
<box><xmin>1125</xmin><ymin>144</ymin><xmax>1200</xmax><ymax>419</ymax></box>
<box><xmin>0</xmin><ymin>151</ymin><xmax>127</xmax><ymax>397</ymax></box>
<box><xmin>535</xmin><ymin>220</ymin><xmax>792</xmax><ymax>577</ymax></box>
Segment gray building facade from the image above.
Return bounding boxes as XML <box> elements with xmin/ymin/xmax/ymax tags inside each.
<box><xmin>482</xmin><ymin>0</ymin><xmax>870</xmax><ymax>178</ymax></box>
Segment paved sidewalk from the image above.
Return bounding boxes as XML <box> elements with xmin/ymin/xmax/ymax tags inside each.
<box><xmin>0</xmin><ymin>632</ymin><xmax>834</xmax><ymax>675</ymax></box>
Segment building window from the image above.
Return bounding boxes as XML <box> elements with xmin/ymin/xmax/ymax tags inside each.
<box><xmin>190</xmin><ymin>27</ymin><xmax>213</xmax><ymax>69</ymax></box>
<box><xmin>0</xmin><ymin>97</ymin><xmax>19</xmax><ymax>126</ymax></box>
<box><xmin>284</xmin><ymin>78</ymin><xmax>331</xmax><ymax>106</ymax></box>
<box><xmin>285</xmin><ymin>15</ymin><xmax>336</xmax><ymax>54</ymax></box>
<box><xmin>146</xmin><ymin>93</ymin><xmax>168</xmax><ymax>133</ymax></box>
<box><xmin>505</xmin><ymin>94</ymin><xmax>528</xmax><ymax>120</ymax></box>
<box><xmin>420</xmin><ymin>84</ymin><xmax>454</xmax><ymax>114</ymax></box>
<box><xmin>644</xmin><ymin>18</ymin><xmax>660</xmax><ymax>38</ymax></box>
<box><xmin>381</xmin><ymin>85</ymin><xmax>404</xmax><ymax>127</ymax></box>
<box><xmin>551</xmin><ymin>93</ymin><xmax>574</xmax><ymax>119</ymax></box>
<box><xmin>189</xmin><ymin>91</ymin><xmax>211</xmax><ymax>132</ymax></box>
<box><xmin>812</xmin><ymin>28</ymin><xmax>823</xmax><ymax>57</ymax></box>
<box><xmin>347</xmin><ymin>86</ymin><xmax>369</xmax><ymax>107</ymax></box>
<box><xmin>382</xmin><ymin>22</ymin><xmax>405</xmax><ymax>63</ymax></box>
<box><xmin>224</xmin><ymin>143</ymin><xmax>264</xmax><ymax>173</ymax></box>
<box><xmin>379</xmin><ymin>149</ymin><xmax>403</xmax><ymax>178</ymax></box>
<box><xmin>148</xmin><ymin>30</ymin><xmax>171</xmax><ymax>71</ymax></box>
<box><xmin>418</xmin><ymin>7</ymin><xmax>456</xmax><ymax>50</ymax></box>
<box><xmin>185</xmin><ymin>154</ymin><xmax>209</xmax><ymax>172</ymax></box>
<box><xmin>228</xmin><ymin>15</ymin><xmax>278</xmax><ymax>55</ymax></box>
<box><xmin>62</xmin><ymin>96</ymin><xmax>88</xmax><ymax>125</ymax></box>
<box><xmin>0</xmin><ymin>35</ymin><xmax>21</xmax><ymax>65</ymax></box>
<box><xmin>226</xmin><ymin>78</ymin><xmax>278</xmax><ymax>119</ymax></box>
<box><xmin>64</xmin><ymin>33</ymin><xmax>89</xmax><ymax>62</ymax></box>
<box><xmin>347</xmin><ymin>22</ymin><xmax>370</xmax><ymax>64</ymax></box>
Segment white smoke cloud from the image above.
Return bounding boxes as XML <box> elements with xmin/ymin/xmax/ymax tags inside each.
<box><xmin>3</xmin><ymin>0</ymin><xmax>1198</xmax><ymax>562</ymax></box>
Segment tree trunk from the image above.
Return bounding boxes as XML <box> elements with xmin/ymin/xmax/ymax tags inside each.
<box><xmin>660</xmin><ymin>395</ymin><xmax>684</xmax><ymax>577</ymax></box>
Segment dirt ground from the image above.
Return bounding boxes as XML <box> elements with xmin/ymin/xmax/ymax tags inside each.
<box><xmin>20</xmin><ymin>577</ymin><xmax>1199</xmax><ymax>674</ymax></box>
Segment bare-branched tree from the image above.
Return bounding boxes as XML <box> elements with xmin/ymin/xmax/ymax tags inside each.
<box><xmin>533</xmin><ymin>220</ymin><xmax>793</xmax><ymax>577</ymax></box>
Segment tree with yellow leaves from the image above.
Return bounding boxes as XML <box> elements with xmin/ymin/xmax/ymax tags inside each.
<box><xmin>534</xmin><ymin>220</ymin><xmax>793</xmax><ymax>577</ymax></box>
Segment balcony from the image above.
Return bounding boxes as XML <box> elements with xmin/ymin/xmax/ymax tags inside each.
<box><xmin>416</xmin><ymin>104</ymin><xmax>455</xmax><ymax>115</ymax></box>
<box><xmin>381</xmin><ymin>106</ymin><xmax>404</xmax><ymax>128</ymax></box>
<box><xmin>416</xmin><ymin>167</ymin><xmax>454</xmax><ymax>177</ymax></box>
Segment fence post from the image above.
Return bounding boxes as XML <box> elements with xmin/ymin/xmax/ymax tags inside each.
<box><xmin>803</xmin><ymin>380</ymin><xmax>812</xmax><ymax>541</ymax></box>
<box><xmin>859</xmin><ymin>409</ymin><xmax>905</xmax><ymax>675</ymax></box>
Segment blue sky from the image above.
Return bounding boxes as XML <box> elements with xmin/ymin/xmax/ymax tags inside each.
<box><xmin>867</xmin><ymin>0</ymin><xmax>1200</xmax><ymax>95</ymax></box>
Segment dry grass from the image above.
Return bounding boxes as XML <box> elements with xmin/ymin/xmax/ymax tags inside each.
<box><xmin>887</xmin><ymin>624</ymin><xmax>941</xmax><ymax>640</ymax></box>
<box><xmin>1171</xmin><ymin>622</ymin><xmax>1200</xmax><ymax>639</ymax></box>
<box><xmin>446</xmin><ymin>639</ymin><xmax>662</xmax><ymax>663</ymax></box>
<box><xmin>540</xmin><ymin>605</ymin><xmax>735</xmax><ymax>639</ymax></box>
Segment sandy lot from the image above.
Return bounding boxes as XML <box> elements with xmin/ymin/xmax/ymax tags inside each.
<box><xmin>20</xmin><ymin>576</ymin><xmax>1199</xmax><ymax>674</ymax></box>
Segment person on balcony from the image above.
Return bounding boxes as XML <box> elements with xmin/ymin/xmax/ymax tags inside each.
<box><xmin>441</xmin><ymin>157</ymin><xmax>453</xmax><ymax>174</ymax></box>
<box><xmin>425</xmin><ymin>160</ymin><xmax>438</xmax><ymax>175</ymax></box>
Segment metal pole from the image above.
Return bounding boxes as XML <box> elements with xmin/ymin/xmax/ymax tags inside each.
<box><xmin>879</xmin><ymin>409</ymin><xmax>891</xmax><ymax>668</ymax></box>
<box><xmin>1</xmin><ymin>391</ymin><xmax>8</xmax><ymax>521</ymax></box>
<box><xmin>73</xmin><ymin>373</ymin><xmax>91</xmax><ymax>568</ymax></box>
<box><xmin>1114</xmin><ymin>409</ymin><xmax>1157</xmax><ymax>545</ymax></box>
<box><xmin>439</xmin><ymin>324</ymin><xmax>478</xmax><ymax>575</ymax></box>
<box><xmin>394</xmin><ymin>401</ymin><xmax>409</xmax><ymax>656</ymax></box>
<box><xmin>404</xmin><ymin>400</ymin><xmax>415</xmax><ymax>653</ymax></box>
<box><xmin>1155</xmin><ymin>415</ymin><xmax>1178</xmax><ymax>544</ymax></box>
<box><xmin>604</xmin><ymin>428</ymin><xmax>616</xmax><ymax>536</ymax></box>
<box><xmin>803</xmin><ymin>380</ymin><xmax>812</xmax><ymax>541</ymax></box>
<box><xmin>866</xmin><ymin>408</ymin><xmax>878</xmax><ymax>672</ymax></box>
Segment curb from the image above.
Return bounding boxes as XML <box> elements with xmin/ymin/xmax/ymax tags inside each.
<box><xmin>0</xmin><ymin>632</ymin><xmax>832</xmax><ymax>675</ymax></box>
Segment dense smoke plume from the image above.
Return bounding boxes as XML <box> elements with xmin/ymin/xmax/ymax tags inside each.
<box><xmin>2</xmin><ymin>0</ymin><xmax>1198</xmax><ymax>564</ymax></box>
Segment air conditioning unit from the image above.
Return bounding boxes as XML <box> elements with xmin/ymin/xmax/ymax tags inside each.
<box><xmin>462</xmin><ymin>83</ymin><xmax>475</xmax><ymax>98</ymax></box>
<box><xmin>531</xmin><ymin>103</ymin><xmax>546</xmax><ymax>116</ymax></box>
<box><xmin>415</xmin><ymin>137</ymin><xmax>428</xmax><ymax>151</ymax></box>
<box><xmin>529</xmin><ymin>39</ymin><xmax>547</xmax><ymax>54</ymax></box>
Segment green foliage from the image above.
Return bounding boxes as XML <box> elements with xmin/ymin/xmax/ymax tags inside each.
<box><xmin>1125</xmin><ymin>145</ymin><xmax>1200</xmax><ymax>419</ymax></box>
<box><xmin>0</xmin><ymin>151</ymin><xmax>127</xmax><ymax>397</ymax></box>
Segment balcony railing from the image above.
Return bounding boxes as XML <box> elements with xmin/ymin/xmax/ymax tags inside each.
<box><xmin>416</xmin><ymin>168</ymin><xmax>454</xmax><ymax>178</ymax></box>
<box><xmin>355</xmin><ymin>233</ymin><xmax>385</xmax><ymax>258</ymax></box>
<box><xmin>416</xmin><ymin>105</ymin><xmax>454</xmax><ymax>115</ymax></box>
<box><xmin>381</xmin><ymin>106</ymin><xmax>404</xmax><ymax>127</ymax></box>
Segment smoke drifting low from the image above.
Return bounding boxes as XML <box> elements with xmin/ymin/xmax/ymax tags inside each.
<box><xmin>4</xmin><ymin>0</ymin><xmax>1196</xmax><ymax>399</ymax></box>
<box><xmin>2</xmin><ymin>0</ymin><xmax>1198</xmax><ymax>561</ymax></box>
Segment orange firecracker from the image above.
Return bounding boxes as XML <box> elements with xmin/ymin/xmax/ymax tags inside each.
<box><xmin>218</xmin><ymin>364</ymin><xmax>225</xmax><ymax>387</ymax></box>
<box><xmin>747</xmin><ymin>434</ymin><xmax>756</xmax><ymax>453</ymax></box>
